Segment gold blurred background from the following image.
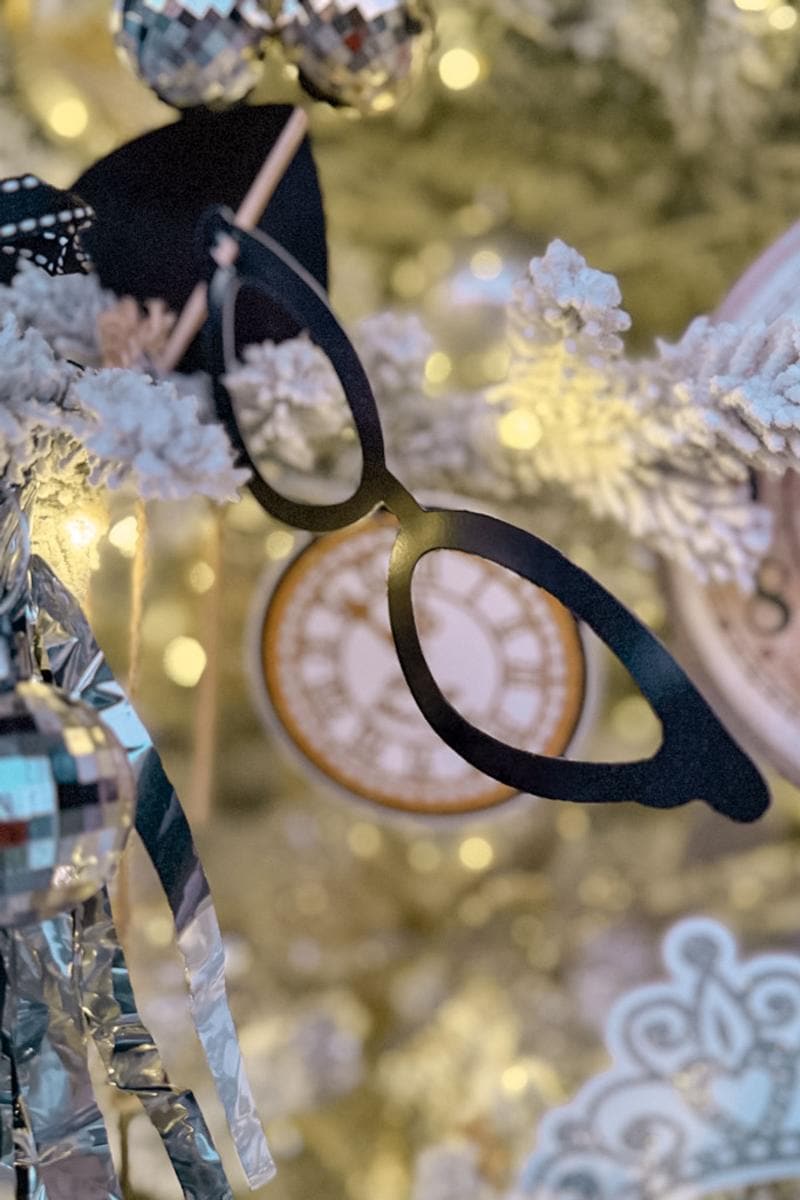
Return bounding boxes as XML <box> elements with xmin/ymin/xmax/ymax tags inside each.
<box><xmin>4</xmin><ymin>3</ymin><xmax>800</xmax><ymax>1198</ymax></box>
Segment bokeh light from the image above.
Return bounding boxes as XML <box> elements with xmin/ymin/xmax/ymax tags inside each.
<box><xmin>64</xmin><ymin>514</ymin><xmax>101</xmax><ymax>550</ymax></box>
<box><xmin>188</xmin><ymin>561</ymin><xmax>216</xmax><ymax>593</ymax></box>
<box><xmin>770</xmin><ymin>4</ymin><xmax>797</xmax><ymax>28</ymax></box>
<box><xmin>458</xmin><ymin>836</ymin><xmax>494</xmax><ymax>871</ymax></box>
<box><xmin>498</xmin><ymin>408</ymin><xmax>543</xmax><ymax>450</ymax></box>
<box><xmin>438</xmin><ymin>47</ymin><xmax>482</xmax><ymax>90</ymax></box>
<box><xmin>163</xmin><ymin>637</ymin><xmax>207</xmax><ymax>688</ymax></box>
<box><xmin>108</xmin><ymin>516</ymin><xmax>139</xmax><ymax>558</ymax></box>
<box><xmin>47</xmin><ymin>95</ymin><xmax>89</xmax><ymax>138</ymax></box>
<box><xmin>265</xmin><ymin>530</ymin><xmax>295</xmax><ymax>560</ymax></box>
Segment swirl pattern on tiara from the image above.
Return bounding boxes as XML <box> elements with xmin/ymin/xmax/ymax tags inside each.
<box><xmin>515</xmin><ymin>918</ymin><xmax>800</xmax><ymax>1199</ymax></box>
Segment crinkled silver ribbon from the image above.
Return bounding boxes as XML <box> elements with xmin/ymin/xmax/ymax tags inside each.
<box><xmin>76</xmin><ymin>889</ymin><xmax>234</xmax><ymax>1200</ymax></box>
<box><xmin>0</xmin><ymin>894</ymin><xmax>234</xmax><ymax>1200</ymax></box>
<box><xmin>0</xmin><ymin>566</ymin><xmax>242</xmax><ymax>1199</ymax></box>
<box><xmin>0</xmin><ymin>917</ymin><xmax>122</xmax><ymax>1200</ymax></box>
<box><xmin>29</xmin><ymin>554</ymin><xmax>274</xmax><ymax>1192</ymax></box>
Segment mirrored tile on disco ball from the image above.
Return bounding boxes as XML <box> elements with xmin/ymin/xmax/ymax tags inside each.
<box><xmin>276</xmin><ymin>0</ymin><xmax>432</xmax><ymax>111</ymax></box>
<box><xmin>113</xmin><ymin>0</ymin><xmax>272</xmax><ymax>109</ymax></box>
<box><xmin>0</xmin><ymin>680</ymin><xmax>134</xmax><ymax>926</ymax></box>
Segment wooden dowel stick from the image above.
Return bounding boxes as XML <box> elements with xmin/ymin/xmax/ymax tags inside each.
<box><xmin>187</xmin><ymin>510</ymin><xmax>223</xmax><ymax>827</ymax></box>
<box><xmin>157</xmin><ymin>105</ymin><xmax>310</xmax><ymax>374</ymax></box>
<box><xmin>126</xmin><ymin>499</ymin><xmax>148</xmax><ymax>701</ymax></box>
<box><xmin>115</xmin><ymin>499</ymin><xmax>148</xmax><ymax>944</ymax></box>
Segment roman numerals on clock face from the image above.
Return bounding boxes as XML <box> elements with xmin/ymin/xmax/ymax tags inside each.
<box><xmin>256</xmin><ymin>512</ymin><xmax>589</xmax><ymax>815</ymax></box>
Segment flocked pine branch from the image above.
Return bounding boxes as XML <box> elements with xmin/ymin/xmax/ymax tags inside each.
<box><xmin>0</xmin><ymin>308</ymin><xmax>247</xmax><ymax>504</ymax></box>
<box><xmin>0</xmin><ymin>316</ymin><xmax>77</xmax><ymax>487</ymax></box>
<box><xmin>355</xmin><ymin>312</ymin><xmax>435</xmax><ymax>424</ymax></box>
<box><xmin>225</xmin><ymin>332</ymin><xmax>355</xmax><ymax>476</ymax></box>
<box><xmin>223</xmin><ymin>312</ymin><xmax>434</xmax><ymax>480</ymax></box>
<box><xmin>67</xmin><ymin>369</ymin><xmax>248</xmax><ymax>502</ymax></box>
<box><xmin>0</xmin><ymin>259</ymin><xmax>111</xmax><ymax>364</ymax></box>
<box><xmin>492</xmin><ymin>0</ymin><xmax>797</xmax><ymax>151</ymax></box>
<box><xmin>0</xmin><ymin>260</ymin><xmax>177</xmax><ymax>372</ymax></box>
<box><xmin>485</xmin><ymin>239</ymin><xmax>791</xmax><ymax>588</ymax></box>
<box><xmin>3</xmin><ymin>248</ymin><xmax>796</xmax><ymax>588</ymax></box>
<box><xmin>223</xmin><ymin>247</ymin><xmax>794</xmax><ymax>589</ymax></box>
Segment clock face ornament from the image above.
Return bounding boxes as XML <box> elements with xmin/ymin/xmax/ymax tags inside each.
<box><xmin>668</xmin><ymin>221</ymin><xmax>800</xmax><ymax>786</ymax></box>
<box><xmin>206</xmin><ymin>210</ymin><xmax>770</xmax><ymax>823</ymax></box>
<box><xmin>256</xmin><ymin>511</ymin><xmax>588</xmax><ymax>815</ymax></box>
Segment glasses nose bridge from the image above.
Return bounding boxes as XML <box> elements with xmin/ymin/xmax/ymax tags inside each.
<box><xmin>380</xmin><ymin>471</ymin><xmax>430</xmax><ymax>529</ymax></box>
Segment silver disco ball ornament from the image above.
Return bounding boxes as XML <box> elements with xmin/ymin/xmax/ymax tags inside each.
<box><xmin>112</xmin><ymin>0</ymin><xmax>274</xmax><ymax>109</ymax></box>
<box><xmin>0</xmin><ymin>678</ymin><xmax>135</xmax><ymax>927</ymax></box>
<box><xmin>274</xmin><ymin>0</ymin><xmax>433</xmax><ymax>113</ymax></box>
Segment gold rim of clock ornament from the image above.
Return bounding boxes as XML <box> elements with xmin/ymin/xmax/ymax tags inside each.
<box><xmin>667</xmin><ymin>219</ymin><xmax>800</xmax><ymax>789</ymax></box>
<box><xmin>254</xmin><ymin>507</ymin><xmax>590</xmax><ymax>817</ymax></box>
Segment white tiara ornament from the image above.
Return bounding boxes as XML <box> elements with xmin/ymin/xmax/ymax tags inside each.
<box><xmin>514</xmin><ymin>918</ymin><xmax>800</xmax><ymax>1200</ymax></box>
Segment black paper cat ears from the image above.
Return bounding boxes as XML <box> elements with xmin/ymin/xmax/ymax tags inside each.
<box><xmin>74</xmin><ymin>105</ymin><xmax>327</xmax><ymax>371</ymax></box>
<box><xmin>204</xmin><ymin>209</ymin><xmax>770</xmax><ymax>824</ymax></box>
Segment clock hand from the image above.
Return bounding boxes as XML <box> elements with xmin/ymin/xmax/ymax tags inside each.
<box><xmin>416</xmin><ymin>605</ymin><xmax>440</xmax><ymax>640</ymax></box>
<box><xmin>339</xmin><ymin>583</ymin><xmax>476</xmax><ymax>714</ymax></box>
<box><xmin>341</xmin><ymin>596</ymin><xmax>395</xmax><ymax>647</ymax></box>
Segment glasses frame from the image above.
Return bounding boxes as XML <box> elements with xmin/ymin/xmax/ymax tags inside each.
<box><xmin>205</xmin><ymin>208</ymin><xmax>769</xmax><ymax>823</ymax></box>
